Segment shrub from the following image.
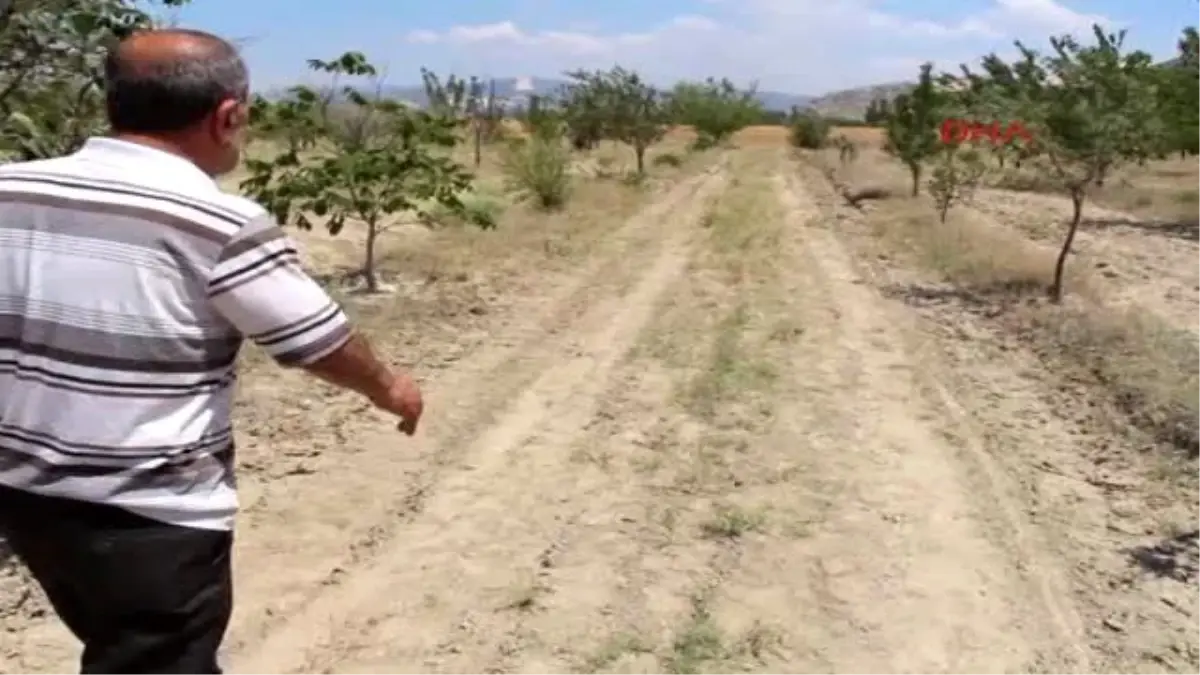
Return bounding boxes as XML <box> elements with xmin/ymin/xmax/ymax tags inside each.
<box><xmin>500</xmin><ymin>136</ymin><xmax>572</xmax><ymax>210</ymax></box>
<box><xmin>420</xmin><ymin>190</ymin><xmax>506</xmax><ymax>229</ymax></box>
<box><xmin>788</xmin><ymin>112</ymin><xmax>830</xmax><ymax>149</ymax></box>
<box><xmin>653</xmin><ymin>152</ymin><xmax>683</xmax><ymax>168</ymax></box>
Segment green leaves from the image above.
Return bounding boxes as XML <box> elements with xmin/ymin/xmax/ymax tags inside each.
<box><xmin>0</xmin><ymin>0</ymin><xmax>185</xmax><ymax>160</ymax></box>
<box><xmin>562</xmin><ymin>66</ymin><xmax>669</xmax><ymax>173</ymax></box>
<box><xmin>787</xmin><ymin>110</ymin><xmax>829</xmax><ymax>150</ymax></box>
<box><xmin>882</xmin><ymin>62</ymin><xmax>944</xmax><ymax>195</ymax></box>
<box><xmin>884</xmin><ymin>63</ymin><xmax>943</xmax><ymax>164</ymax></box>
<box><xmin>669</xmin><ymin>77</ymin><xmax>762</xmax><ymax>149</ymax></box>
<box><xmin>239</xmin><ymin>52</ymin><xmax>480</xmax><ymax>291</ymax></box>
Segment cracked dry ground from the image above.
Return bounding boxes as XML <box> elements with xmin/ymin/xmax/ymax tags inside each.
<box><xmin>2</xmin><ymin>147</ymin><xmax>1195</xmax><ymax>674</ymax></box>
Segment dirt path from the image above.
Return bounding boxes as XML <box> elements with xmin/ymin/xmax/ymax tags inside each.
<box><xmin>712</xmin><ymin>166</ymin><xmax>1088</xmax><ymax>673</ymax></box>
<box><xmin>971</xmin><ymin>189</ymin><xmax>1199</xmax><ymax>333</ymax></box>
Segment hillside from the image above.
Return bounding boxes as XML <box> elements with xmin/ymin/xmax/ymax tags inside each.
<box><xmin>803</xmin><ymin>81</ymin><xmax>913</xmax><ymax>119</ymax></box>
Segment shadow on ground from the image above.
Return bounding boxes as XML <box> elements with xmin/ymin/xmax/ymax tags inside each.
<box><xmin>1082</xmin><ymin>217</ymin><xmax>1200</xmax><ymax>243</ymax></box>
<box><xmin>1125</xmin><ymin>529</ymin><xmax>1200</xmax><ymax>583</ymax></box>
<box><xmin>879</xmin><ymin>281</ymin><xmax>1045</xmax><ymax>315</ymax></box>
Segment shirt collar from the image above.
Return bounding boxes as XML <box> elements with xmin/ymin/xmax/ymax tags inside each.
<box><xmin>75</xmin><ymin>137</ymin><xmax>217</xmax><ymax>189</ymax></box>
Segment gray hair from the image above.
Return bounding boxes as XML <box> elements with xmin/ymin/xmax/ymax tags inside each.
<box><xmin>104</xmin><ymin>29</ymin><xmax>249</xmax><ymax>133</ymax></box>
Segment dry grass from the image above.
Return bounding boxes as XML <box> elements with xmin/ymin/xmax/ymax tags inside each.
<box><xmin>865</xmin><ymin>200</ymin><xmax>1070</xmax><ymax>296</ymax></box>
<box><xmin>830</xmin><ymin>125</ymin><xmax>885</xmax><ymax>146</ymax></box>
<box><xmin>1092</xmin><ymin>158</ymin><xmax>1200</xmax><ymax>226</ymax></box>
<box><xmin>863</xmin><ymin>196</ymin><xmax>1199</xmax><ymax>456</ymax></box>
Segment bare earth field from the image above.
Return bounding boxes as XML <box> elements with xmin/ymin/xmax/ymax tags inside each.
<box><xmin>1</xmin><ymin>140</ymin><xmax>1196</xmax><ymax>674</ymax></box>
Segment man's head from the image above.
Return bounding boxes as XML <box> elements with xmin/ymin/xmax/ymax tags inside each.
<box><xmin>104</xmin><ymin>29</ymin><xmax>250</xmax><ymax>176</ymax></box>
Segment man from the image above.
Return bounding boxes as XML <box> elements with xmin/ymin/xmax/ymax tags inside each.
<box><xmin>0</xmin><ymin>29</ymin><xmax>423</xmax><ymax>674</ymax></box>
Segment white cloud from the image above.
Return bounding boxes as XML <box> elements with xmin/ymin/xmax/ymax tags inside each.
<box><xmin>401</xmin><ymin>0</ymin><xmax>1119</xmax><ymax>93</ymax></box>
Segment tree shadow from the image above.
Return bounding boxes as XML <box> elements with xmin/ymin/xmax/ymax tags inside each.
<box><xmin>1082</xmin><ymin>217</ymin><xmax>1199</xmax><ymax>242</ymax></box>
<box><xmin>1125</xmin><ymin>528</ymin><xmax>1199</xmax><ymax>583</ymax></box>
<box><xmin>880</xmin><ymin>280</ymin><xmax>1044</xmax><ymax>312</ymax></box>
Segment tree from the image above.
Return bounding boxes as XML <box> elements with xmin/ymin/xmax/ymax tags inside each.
<box><xmin>556</xmin><ymin>83</ymin><xmax>604</xmax><ymax>151</ymax></box>
<box><xmin>1156</xmin><ymin>27</ymin><xmax>1199</xmax><ymax>159</ymax></box>
<box><xmin>883</xmin><ymin>62</ymin><xmax>943</xmax><ymax>196</ymax></box>
<box><xmin>565</xmin><ymin>67</ymin><xmax>668</xmax><ymax>174</ymax></box>
<box><xmin>669</xmin><ymin>77</ymin><xmax>762</xmax><ymax>149</ymax></box>
<box><xmin>927</xmin><ymin>144</ymin><xmax>987</xmax><ymax>222</ymax></box>
<box><xmin>863</xmin><ymin>97</ymin><xmax>891</xmax><ymax>124</ymax></box>
<box><xmin>960</xmin><ymin>26</ymin><xmax>1163</xmax><ymax>302</ymax></box>
<box><xmin>421</xmin><ymin>69</ymin><xmax>502</xmax><ymax>168</ymax></box>
<box><xmin>240</xmin><ymin>52</ymin><xmax>477</xmax><ymax>293</ymax></box>
<box><xmin>0</xmin><ymin>0</ymin><xmax>189</xmax><ymax>160</ymax></box>
<box><xmin>787</xmin><ymin>107</ymin><xmax>830</xmax><ymax>149</ymax></box>
<box><xmin>249</xmin><ymin>93</ymin><xmax>320</xmax><ymax>154</ymax></box>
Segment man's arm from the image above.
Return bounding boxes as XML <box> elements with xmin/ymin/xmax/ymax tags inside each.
<box><xmin>205</xmin><ymin>214</ymin><xmax>422</xmax><ymax>430</ymax></box>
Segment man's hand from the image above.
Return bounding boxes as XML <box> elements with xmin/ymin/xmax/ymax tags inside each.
<box><xmin>299</xmin><ymin>333</ymin><xmax>424</xmax><ymax>435</ymax></box>
<box><xmin>370</xmin><ymin>371</ymin><xmax>424</xmax><ymax>435</ymax></box>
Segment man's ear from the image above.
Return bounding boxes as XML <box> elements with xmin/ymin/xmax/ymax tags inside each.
<box><xmin>214</xmin><ymin>98</ymin><xmax>247</xmax><ymax>134</ymax></box>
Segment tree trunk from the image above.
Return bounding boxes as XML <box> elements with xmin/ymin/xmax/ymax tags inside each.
<box><xmin>908</xmin><ymin>161</ymin><xmax>921</xmax><ymax>196</ymax></box>
<box><xmin>363</xmin><ymin>219</ymin><xmax>380</xmax><ymax>293</ymax></box>
<box><xmin>938</xmin><ymin>201</ymin><xmax>950</xmax><ymax>223</ymax></box>
<box><xmin>473</xmin><ymin>119</ymin><xmax>482</xmax><ymax>168</ymax></box>
<box><xmin>1050</xmin><ymin>189</ymin><xmax>1085</xmax><ymax>303</ymax></box>
<box><xmin>635</xmin><ymin>145</ymin><xmax>646</xmax><ymax>174</ymax></box>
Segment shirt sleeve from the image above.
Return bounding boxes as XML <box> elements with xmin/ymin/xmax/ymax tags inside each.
<box><xmin>206</xmin><ymin>213</ymin><xmax>353</xmax><ymax>366</ymax></box>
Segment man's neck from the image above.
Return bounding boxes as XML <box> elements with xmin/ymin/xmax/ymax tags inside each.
<box><xmin>109</xmin><ymin>133</ymin><xmax>212</xmax><ymax>176</ymax></box>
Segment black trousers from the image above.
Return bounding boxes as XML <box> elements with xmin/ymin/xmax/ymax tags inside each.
<box><xmin>0</xmin><ymin>484</ymin><xmax>233</xmax><ymax>674</ymax></box>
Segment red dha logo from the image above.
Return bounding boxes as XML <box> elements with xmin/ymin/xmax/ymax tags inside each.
<box><xmin>940</xmin><ymin>119</ymin><xmax>1033</xmax><ymax>145</ymax></box>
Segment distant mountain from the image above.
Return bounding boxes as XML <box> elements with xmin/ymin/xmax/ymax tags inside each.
<box><xmin>803</xmin><ymin>81</ymin><xmax>913</xmax><ymax>120</ymax></box>
<box><xmin>262</xmin><ymin>76</ymin><xmax>813</xmax><ymax>112</ymax></box>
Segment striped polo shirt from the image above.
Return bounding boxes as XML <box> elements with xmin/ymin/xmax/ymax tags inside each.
<box><xmin>0</xmin><ymin>137</ymin><xmax>352</xmax><ymax>530</ymax></box>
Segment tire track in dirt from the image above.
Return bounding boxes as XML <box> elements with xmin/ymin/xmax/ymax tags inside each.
<box><xmin>448</xmin><ymin>157</ymin><xmax>791</xmax><ymax>675</ymax></box>
<box><xmin>971</xmin><ymin>189</ymin><xmax>1199</xmax><ymax>334</ymax></box>
<box><xmin>0</xmin><ymin>164</ymin><xmax>724</xmax><ymax>675</ymax></box>
<box><xmin>717</xmin><ymin>167</ymin><xmax>1091</xmax><ymax>673</ymax></box>
<box><xmin>229</xmin><ymin>169</ymin><xmax>730</xmax><ymax>674</ymax></box>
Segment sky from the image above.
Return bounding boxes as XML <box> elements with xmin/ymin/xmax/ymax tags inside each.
<box><xmin>171</xmin><ymin>0</ymin><xmax>1200</xmax><ymax>95</ymax></box>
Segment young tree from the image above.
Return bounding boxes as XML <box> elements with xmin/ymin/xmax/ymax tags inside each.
<box><xmin>565</xmin><ymin>67</ymin><xmax>668</xmax><ymax>174</ymax></box>
<box><xmin>241</xmin><ymin>52</ymin><xmax>477</xmax><ymax>293</ymax></box>
<box><xmin>556</xmin><ymin>83</ymin><xmax>604</xmax><ymax>150</ymax></box>
<box><xmin>522</xmin><ymin>93</ymin><xmax>567</xmax><ymax>141</ymax></box>
<box><xmin>420</xmin><ymin>69</ymin><xmax>502</xmax><ymax>168</ymax></box>
<box><xmin>863</xmin><ymin>97</ymin><xmax>892</xmax><ymax>124</ymax></box>
<box><xmin>833</xmin><ymin>135</ymin><xmax>859</xmax><ymax>164</ymax></box>
<box><xmin>967</xmin><ymin>26</ymin><xmax>1163</xmax><ymax>302</ymax></box>
<box><xmin>669</xmin><ymin>77</ymin><xmax>763</xmax><ymax>149</ymax></box>
<box><xmin>787</xmin><ymin>107</ymin><xmax>830</xmax><ymax>149</ymax></box>
<box><xmin>883</xmin><ymin>62</ymin><xmax>943</xmax><ymax>196</ymax></box>
<box><xmin>927</xmin><ymin>145</ymin><xmax>987</xmax><ymax>222</ymax></box>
